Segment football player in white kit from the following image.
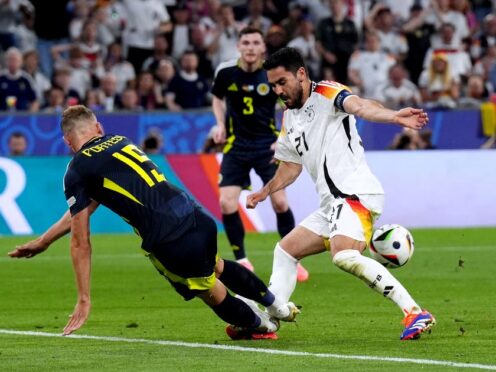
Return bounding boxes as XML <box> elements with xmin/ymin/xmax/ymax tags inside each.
<box><xmin>247</xmin><ymin>47</ymin><xmax>436</xmax><ymax>340</ymax></box>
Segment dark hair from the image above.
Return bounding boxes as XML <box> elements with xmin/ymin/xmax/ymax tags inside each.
<box><xmin>238</xmin><ymin>26</ymin><xmax>264</xmax><ymax>39</ymax></box>
<box><xmin>10</xmin><ymin>131</ymin><xmax>25</xmax><ymax>139</ymax></box>
<box><xmin>263</xmin><ymin>47</ymin><xmax>306</xmax><ymax>74</ymax></box>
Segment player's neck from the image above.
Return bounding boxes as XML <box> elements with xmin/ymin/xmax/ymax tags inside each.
<box><xmin>239</xmin><ymin>58</ymin><xmax>262</xmax><ymax>73</ymax></box>
<box><xmin>301</xmin><ymin>79</ymin><xmax>313</xmax><ymax>105</ymax></box>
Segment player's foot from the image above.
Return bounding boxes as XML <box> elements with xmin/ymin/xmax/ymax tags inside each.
<box><xmin>400</xmin><ymin>310</ymin><xmax>436</xmax><ymax>340</ymax></box>
<box><xmin>225</xmin><ymin>325</ymin><xmax>278</xmax><ymax>340</ymax></box>
<box><xmin>237</xmin><ymin>258</ymin><xmax>254</xmax><ymax>272</ymax></box>
<box><xmin>296</xmin><ymin>262</ymin><xmax>309</xmax><ymax>282</ymax></box>
<box><xmin>267</xmin><ymin>301</ymin><xmax>301</xmax><ymax>322</ymax></box>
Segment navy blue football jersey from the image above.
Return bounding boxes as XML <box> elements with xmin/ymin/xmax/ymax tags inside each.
<box><xmin>211</xmin><ymin>60</ymin><xmax>279</xmax><ymax>152</ymax></box>
<box><xmin>63</xmin><ymin>135</ymin><xmax>197</xmax><ymax>249</ymax></box>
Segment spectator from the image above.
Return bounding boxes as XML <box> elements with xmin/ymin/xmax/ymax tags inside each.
<box><xmin>316</xmin><ymin>0</ymin><xmax>358</xmax><ymax>84</ymax></box>
<box><xmin>7</xmin><ymin>132</ymin><xmax>27</xmax><ymax>156</ymax></box>
<box><xmin>142</xmin><ymin>33</ymin><xmax>170</xmax><ymax>72</ymax></box>
<box><xmin>154</xmin><ymin>58</ymin><xmax>176</xmax><ymax>95</ymax></box>
<box><xmin>68</xmin><ymin>0</ymin><xmax>90</xmax><ymax>41</ymax></box>
<box><xmin>0</xmin><ymin>0</ymin><xmax>33</xmax><ymax>52</ymax></box>
<box><xmin>99</xmin><ymin>72</ymin><xmax>121</xmax><ymax>112</ymax></box>
<box><xmin>425</xmin><ymin>0</ymin><xmax>469</xmax><ymax>45</ymax></box>
<box><xmin>190</xmin><ymin>24</ymin><xmax>214</xmax><ymax>80</ymax></box>
<box><xmin>280</xmin><ymin>2</ymin><xmax>306</xmax><ymax>40</ymax></box>
<box><xmin>99</xmin><ymin>0</ymin><xmax>127</xmax><ymax>41</ymax></box>
<box><xmin>104</xmin><ymin>41</ymin><xmax>136</xmax><ymax>93</ymax></box>
<box><xmin>374</xmin><ymin>63</ymin><xmax>422</xmax><ymax>109</ymax></box>
<box><xmin>348</xmin><ymin>31</ymin><xmax>396</xmax><ymax>98</ymax></box>
<box><xmin>52</xmin><ymin>66</ymin><xmax>81</xmax><ymax>105</ymax></box>
<box><xmin>402</xmin><ymin>4</ymin><xmax>435</xmax><ymax>84</ymax></box>
<box><xmin>14</xmin><ymin>2</ymin><xmax>37</xmax><ymax>53</ymax></box>
<box><xmin>423</xmin><ymin>22</ymin><xmax>472</xmax><ymax>81</ymax></box>
<box><xmin>91</xmin><ymin>4</ymin><xmax>116</xmax><ymax>47</ymax></box>
<box><xmin>0</xmin><ymin>47</ymin><xmax>38</xmax><ymax>111</ymax></box>
<box><xmin>121</xmin><ymin>0</ymin><xmax>172</xmax><ymax>73</ymax></box>
<box><xmin>42</xmin><ymin>86</ymin><xmax>65</xmax><ymax>112</ymax></box>
<box><xmin>418</xmin><ymin>51</ymin><xmax>460</xmax><ymax>108</ymax></box>
<box><xmin>136</xmin><ymin>70</ymin><xmax>164</xmax><ymax>110</ymax></box>
<box><xmin>31</xmin><ymin>0</ymin><xmax>71</xmax><ymax>78</ymax></box>
<box><xmin>165</xmin><ymin>50</ymin><xmax>209</xmax><ymax>111</ymax></box>
<box><xmin>243</xmin><ymin>0</ymin><xmax>272</xmax><ymax>34</ymax></box>
<box><xmin>364</xmin><ymin>3</ymin><xmax>408</xmax><ymax>61</ymax></box>
<box><xmin>207</xmin><ymin>4</ymin><xmax>245</xmax><ymax>67</ymax></box>
<box><xmin>118</xmin><ymin>87</ymin><xmax>143</xmax><ymax>111</ymax></box>
<box><xmin>458</xmin><ymin>74</ymin><xmax>490</xmax><ymax>107</ymax></box>
<box><xmin>265</xmin><ymin>25</ymin><xmax>288</xmax><ymax>56</ymax></box>
<box><xmin>170</xmin><ymin>3</ymin><xmax>192</xmax><ymax>60</ymax></box>
<box><xmin>23</xmin><ymin>49</ymin><xmax>51</xmax><ymax>106</ymax></box>
<box><xmin>474</xmin><ymin>13</ymin><xmax>496</xmax><ymax>60</ymax></box>
<box><xmin>84</xmin><ymin>88</ymin><xmax>105</xmax><ymax>111</ymax></box>
<box><xmin>287</xmin><ymin>16</ymin><xmax>320</xmax><ymax>78</ymax></box>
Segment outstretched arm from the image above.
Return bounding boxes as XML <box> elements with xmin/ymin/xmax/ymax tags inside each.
<box><xmin>343</xmin><ymin>95</ymin><xmax>429</xmax><ymax>130</ymax></box>
<box><xmin>63</xmin><ymin>206</ymin><xmax>93</xmax><ymax>336</ymax></box>
<box><xmin>246</xmin><ymin>161</ymin><xmax>302</xmax><ymax>209</ymax></box>
<box><xmin>8</xmin><ymin>201</ymin><xmax>99</xmax><ymax>258</ymax></box>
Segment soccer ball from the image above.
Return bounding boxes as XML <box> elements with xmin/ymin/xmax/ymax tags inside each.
<box><xmin>369</xmin><ymin>224</ymin><xmax>415</xmax><ymax>268</ymax></box>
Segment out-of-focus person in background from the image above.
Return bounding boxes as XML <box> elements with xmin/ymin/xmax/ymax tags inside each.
<box><xmin>374</xmin><ymin>63</ymin><xmax>422</xmax><ymax>109</ymax></box>
<box><xmin>0</xmin><ymin>47</ymin><xmax>39</xmax><ymax>111</ymax></box>
<box><xmin>7</xmin><ymin>131</ymin><xmax>28</xmax><ymax>156</ymax></box>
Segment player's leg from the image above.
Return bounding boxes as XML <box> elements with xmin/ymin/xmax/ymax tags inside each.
<box><xmin>219</xmin><ymin>152</ymin><xmax>253</xmax><ymax>268</ymax></box>
<box><xmin>196</xmin><ymin>279</ymin><xmax>278</xmax><ymax>334</ymax></box>
<box><xmin>215</xmin><ymin>258</ymin><xmax>278</xmax><ymax>308</ymax></box>
<box><xmin>256</xmin><ymin>156</ymin><xmax>309</xmax><ymax>281</ymax></box>
<box><xmin>329</xmin><ymin>196</ymin><xmax>435</xmax><ymax>339</ymax></box>
<box><xmin>265</xmin><ymin>224</ymin><xmax>327</xmax><ymax>320</ymax></box>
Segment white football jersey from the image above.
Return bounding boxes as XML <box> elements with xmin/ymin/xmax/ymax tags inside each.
<box><xmin>275</xmin><ymin>81</ymin><xmax>384</xmax><ymax>209</ymax></box>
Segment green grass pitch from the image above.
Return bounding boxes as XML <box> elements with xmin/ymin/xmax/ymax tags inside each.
<box><xmin>1</xmin><ymin>228</ymin><xmax>495</xmax><ymax>371</ymax></box>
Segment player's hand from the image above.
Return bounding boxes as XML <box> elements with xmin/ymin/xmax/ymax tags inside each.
<box><xmin>394</xmin><ymin>108</ymin><xmax>429</xmax><ymax>130</ymax></box>
<box><xmin>213</xmin><ymin>125</ymin><xmax>226</xmax><ymax>144</ymax></box>
<box><xmin>8</xmin><ymin>238</ymin><xmax>49</xmax><ymax>258</ymax></box>
<box><xmin>246</xmin><ymin>189</ymin><xmax>269</xmax><ymax>209</ymax></box>
<box><xmin>63</xmin><ymin>300</ymin><xmax>91</xmax><ymax>336</ymax></box>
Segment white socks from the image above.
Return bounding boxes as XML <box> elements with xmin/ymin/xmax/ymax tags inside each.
<box><xmin>333</xmin><ymin>249</ymin><xmax>421</xmax><ymax>315</ymax></box>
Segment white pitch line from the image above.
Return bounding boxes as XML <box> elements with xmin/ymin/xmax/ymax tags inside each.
<box><xmin>1</xmin><ymin>329</ymin><xmax>495</xmax><ymax>370</ymax></box>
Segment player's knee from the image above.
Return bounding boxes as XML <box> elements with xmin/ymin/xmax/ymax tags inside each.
<box><xmin>219</xmin><ymin>195</ymin><xmax>238</xmax><ymax>213</ymax></box>
<box><xmin>270</xmin><ymin>194</ymin><xmax>289</xmax><ymax>213</ymax></box>
<box><xmin>332</xmin><ymin>249</ymin><xmax>362</xmax><ymax>274</ymax></box>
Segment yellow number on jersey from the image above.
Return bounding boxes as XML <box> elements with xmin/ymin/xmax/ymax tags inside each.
<box><xmin>243</xmin><ymin>96</ymin><xmax>254</xmax><ymax>115</ymax></box>
<box><xmin>112</xmin><ymin>144</ymin><xmax>166</xmax><ymax>187</ymax></box>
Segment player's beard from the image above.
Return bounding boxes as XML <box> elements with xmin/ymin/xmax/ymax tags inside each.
<box><xmin>283</xmin><ymin>81</ymin><xmax>304</xmax><ymax>109</ymax></box>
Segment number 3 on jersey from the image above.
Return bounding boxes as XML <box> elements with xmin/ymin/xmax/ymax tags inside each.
<box><xmin>243</xmin><ymin>96</ymin><xmax>254</xmax><ymax>115</ymax></box>
<box><xmin>112</xmin><ymin>144</ymin><xmax>166</xmax><ymax>187</ymax></box>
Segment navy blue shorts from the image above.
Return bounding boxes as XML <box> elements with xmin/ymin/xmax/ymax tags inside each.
<box><xmin>219</xmin><ymin>150</ymin><xmax>277</xmax><ymax>189</ymax></box>
<box><xmin>147</xmin><ymin>208</ymin><xmax>218</xmax><ymax>301</ymax></box>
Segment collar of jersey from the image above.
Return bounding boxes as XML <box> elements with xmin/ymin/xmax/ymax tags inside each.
<box><xmin>81</xmin><ymin>136</ymin><xmax>104</xmax><ymax>149</ymax></box>
<box><xmin>237</xmin><ymin>59</ymin><xmax>264</xmax><ymax>71</ymax></box>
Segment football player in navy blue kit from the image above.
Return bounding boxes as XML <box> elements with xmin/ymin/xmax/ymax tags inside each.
<box><xmin>9</xmin><ymin>105</ymin><xmax>287</xmax><ymax>339</ymax></box>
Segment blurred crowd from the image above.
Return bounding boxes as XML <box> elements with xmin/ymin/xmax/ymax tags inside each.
<box><xmin>1</xmin><ymin>0</ymin><xmax>496</xmax><ymax>148</ymax></box>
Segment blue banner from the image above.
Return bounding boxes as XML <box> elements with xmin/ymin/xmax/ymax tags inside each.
<box><xmin>0</xmin><ymin>108</ymin><xmax>488</xmax><ymax>156</ymax></box>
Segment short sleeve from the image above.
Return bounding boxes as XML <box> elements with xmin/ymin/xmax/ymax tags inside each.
<box><xmin>63</xmin><ymin>164</ymin><xmax>92</xmax><ymax>216</ymax></box>
<box><xmin>274</xmin><ymin>122</ymin><xmax>302</xmax><ymax>164</ymax></box>
<box><xmin>211</xmin><ymin>68</ymin><xmax>227</xmax><ymax>99</ymax></box>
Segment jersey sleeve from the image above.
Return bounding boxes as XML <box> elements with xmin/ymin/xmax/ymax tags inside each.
<box><xmin>63</xmin><ymin>163</ymin><xmax>92</xmax><ymax>216</ymax></box>
<box><xmin>211</xmin><ymin>67</ymin><xmax>227</xmax><ymax>99</ymax></box>
<box><xmin>274</xmin><ymin>121</ymin><xmax>302</xmax><ymax>164</ymax></box>
<box><xmin>314</xmin><ymin>80</ymin><xmax>354</xmax><ymax>112</ymax></box>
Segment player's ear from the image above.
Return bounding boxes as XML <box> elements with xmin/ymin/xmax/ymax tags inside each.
<box><xmin>296</xmin><ymin>67</ymin><xmax>306</xmax><ymax>82</ymax></box>
<box><xmin>96</xmin><ymin>122</ymin><xmax>104</xmax><ymax>135</ymax></box>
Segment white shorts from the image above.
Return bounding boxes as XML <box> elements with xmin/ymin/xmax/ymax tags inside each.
<box><xmin>299</xmin><ymin>194</ymin><xmax>384</xmax><ymax>244</ymax></box>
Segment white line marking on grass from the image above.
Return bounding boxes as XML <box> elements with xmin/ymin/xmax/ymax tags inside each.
<box><xmin>1</xmin><ymin>329</ymin><xmax>495</xmax><ymax>370</ymax></box>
